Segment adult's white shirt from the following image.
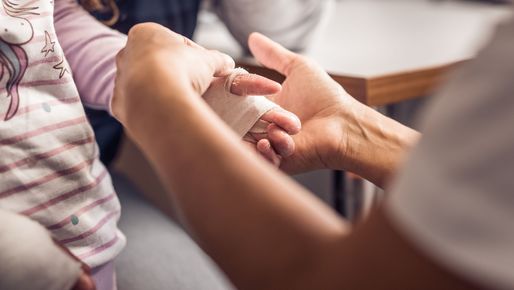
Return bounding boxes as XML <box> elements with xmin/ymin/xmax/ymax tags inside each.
<box><xmin>214</xmin><ymin>0</ymin><xmax>329</xmax><ymax>51</ymax></box>
<box><xmin>387</xmin><ymin>14</ymin><xmax>514</xmax><ymax>290</ymax></box>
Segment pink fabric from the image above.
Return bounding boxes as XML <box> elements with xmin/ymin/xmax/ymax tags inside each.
<box><xmin>0</xmin><ymin>0</ymin><xmax>126</xmax><ymax>269</ymax></box>
<box><xmin>92</xmin><ymin>261</ymin><xmax>116</xmax><ymax>290</ymax></box>
<box><xmin>54</xmin><ymin>0</ymin><xmax>126</xmax><ymax>113</ymax></box>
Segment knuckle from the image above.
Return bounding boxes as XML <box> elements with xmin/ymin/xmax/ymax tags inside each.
<box><xmin>127</xmin><ymin>23</ymin><xmax>162</xmax><ymax>40</ymax></box>
<box><xmin>115</xmin><ymin>48</ymin><xmax>125</xmax><ymax>66</ymax></box>
<box><xmin>183</xmin><ymin>36</ymin><xmax>194</xmax><ymax>47</ymax></box>
<box><xmin>127</xmin><ymin>23</ymin><xmax>146</xmax><ymax>39</ymax></box>
<box><xmin>282</xmin><ymin>57</ymin><xmax>297</xmax><ymax>75</ymax></box>
<box><xmin>284</xmin><ymin>54</ymin><xmax>314</xmax><ymax>74</ymax></box>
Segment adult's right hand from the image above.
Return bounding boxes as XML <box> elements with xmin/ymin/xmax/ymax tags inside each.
<box><xmin>248</xmin><ymin>33</ymin><xmax>363</xmax><ymax>174</ymax></box>
<box><xmin>249</xmin><ymin>33</ymin><xmax>420</xmax><ymax>187</ymax></box>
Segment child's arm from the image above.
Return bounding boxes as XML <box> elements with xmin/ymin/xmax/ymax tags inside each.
<box><xmin>54</xmin><ymin>0</ymin><xmax>126</xmax><ymax>113</ymax></box>
<box><xmin>0</xmin><ymin>210</ymin><xmax>84</xmax><ymax>290</ymax></box>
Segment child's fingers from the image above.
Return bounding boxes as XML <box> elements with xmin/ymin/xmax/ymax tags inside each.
<box><xmin>257</xmin><ymin>139</ymin><xmax>282</xmax><ymax>167</ymax></box>
<box><xmin>230</xmin><ymin>74</ymin><xmax>282</xmax><ymax>96</ymax></box>
<box><xmin>243</xmin><ymin>137</ymin><xmax>281</xmax><ymax>167</ymax></box>
<box><xmin>53</xmin><ymin>239</ymin><xmax>96</xmax><ymax>290</ymax></box>
<box><xmin>72</xmin><ymin>273</ymin><xmax>96</xmax><ymax>290</ymax></box>
<box><xmin>261</xmin><ymin>109</ymin><xmax>301</xmax><ymax>135</ymax></box>
<box><xmin>267</xmin><ymin>124</ymin><xmax>296</xmax><ymax>157</ymax></box>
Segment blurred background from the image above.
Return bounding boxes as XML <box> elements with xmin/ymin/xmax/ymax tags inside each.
<box><xmin>101</xmin><ymin>2</ymin><xmax>514</xmax><ymax>288</ymax></box>
<box><xmin>195</xmin><ymin>0</ymin><xmax>512</xmax><ymax>220</ymax></box>
<box><xmin>111</xmin><ymin>0</ymin><xmax>513</xmax><ymax>221</ymax></box>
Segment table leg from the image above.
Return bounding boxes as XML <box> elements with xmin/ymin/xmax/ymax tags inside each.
<box><xmin>332</xmin><ymin>170</ymin><xmax>346</xmax><ymax>216</ymax></box>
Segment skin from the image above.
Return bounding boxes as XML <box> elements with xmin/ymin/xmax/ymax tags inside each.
<box><xmin>230</xmin><ymin>75</ymin><xmax>301</xmax><ymax>161</ymax></box>
<box><xmin>248</xmin><ymin>33</ymin><xmax>420</xmax><ymax>187</ymax></box>
<box><xmin>113</xmin><ymin>22</ymin><xmax>299</xmax><ymax>161</ymax></box>
<box><xmin>64</xmin><ymin>24</ymin><xmax>301</xmax><ymax>290</ymax></box>
<box><xmin>50</xmin><ymin>239</ymin><xmax>95</xmax><ymax>290</ymax></box>
<box><xmin>112</xmin><ymin>23</ymin><xmax>479</xmax><ymax>290</ymax></box>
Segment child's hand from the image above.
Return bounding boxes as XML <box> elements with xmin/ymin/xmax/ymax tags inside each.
<box><xmin>257</xmin><ymin>109</ymin><xmax>301</xmax><ymax>166</ymax></box>
<box><xmin>206</xmin><ymin>72</ymin><xmax>301</xmax><ymax>167</ymax></box>
<box><xmin>228</xmin><ymin>73</ymin><xmax>301</xmax><ymax>167</ymax></box>
<box><xmin>54</xmin><ymin>240</ymin><xmax>96</xmax><ymax>290</ymax></box>
<box><xmin>242</xmin><ymin>108</ymin><xmax>301</xmax><ymax>167</ymax></box>
<box><xmin>113</xmin><ymin>22</ymin><xmax>299</xmax><ymax>166</ymax></box>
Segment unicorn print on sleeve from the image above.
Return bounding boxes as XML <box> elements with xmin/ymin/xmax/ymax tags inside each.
<box><xmin>0</xmin><ymin>0</ymin><xmax>37</xmax><ymax>120</ymax></box>
<box><xmin>0</xmin><ymin>0</ymin><xmax>126</xmax><ymax>279</ymax></box>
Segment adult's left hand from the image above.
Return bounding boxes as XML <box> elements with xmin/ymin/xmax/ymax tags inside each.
<box><xmin>112</xmin><ymin>23</ymin><xmax>281</xmax><ymax>126</ymax></box>
<box><xmin>112</xmin><ymin>23</ymin><xmax>298</xmax><ymax>166</ymax></box>
<box><xmin>112</xmin><ymin>22</ymin><xmax>232</xmax><ymax>124</ymax></box>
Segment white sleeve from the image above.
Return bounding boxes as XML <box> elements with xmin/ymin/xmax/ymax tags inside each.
<box><xmin>386</xmin><ymin>16</ymin><xmax>514</xmax><ymax>290</ymax></box>
<box><xmin>214</xmin><ymin>0</ymin><xmax>329</xmax><ymax>51</ymax></box>
<box><xmin>0</xmin><ymin>210</ymin><xmax>82</xmax><ymax>290</ymax></box>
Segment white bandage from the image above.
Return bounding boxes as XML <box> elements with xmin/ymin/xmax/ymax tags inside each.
<box><xmin>203</xmin><ymin>68</ymin><xmax>279</xmax><ymax>137</ymax></box>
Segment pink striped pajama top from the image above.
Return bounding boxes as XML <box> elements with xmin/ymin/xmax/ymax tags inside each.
<box><xmin>0</xmin><ymin>0</ymin><xmax>126</xmax><ymax>273</ymax></box>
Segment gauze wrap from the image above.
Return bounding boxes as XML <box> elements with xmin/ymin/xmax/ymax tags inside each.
<box><xmin>203</xmin><ymin>68</ymin><xmax>279</xmax><ymax>137</ymax></box>
<box><xmin>0</xmin><ymin>210</ymin><xmax>82</xmax><ymax>290</ymax></box>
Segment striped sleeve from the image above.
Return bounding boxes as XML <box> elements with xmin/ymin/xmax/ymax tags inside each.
<box><xmin>54</xmin><ymin>0</ymin><xmax>126</xmax><ymax>113</ymax></box>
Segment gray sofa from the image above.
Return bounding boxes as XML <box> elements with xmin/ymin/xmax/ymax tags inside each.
<box><xmin>113</xmin><ymin>172</ymin><xmax>234</xmax><ymax>290</ymax></box>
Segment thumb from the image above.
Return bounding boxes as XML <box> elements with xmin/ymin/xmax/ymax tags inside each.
<box><xmin>248</xmin><ymin>32</ymin><xmax>299</xmax><ymax>76</ymax></box>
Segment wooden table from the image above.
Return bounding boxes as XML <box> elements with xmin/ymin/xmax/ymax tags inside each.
<box><xmin>114</xmin><ymin>0</ymin><xmax>513</xmax><ymax>219</ymax></box>
<box><xmin>195</xmin><ymin>0</ymin><xmax>513</xmax><ymax>216</ymax></box>
<box><xmin>195</xmin><ymin>0</ymin><xmax>511</xmax><ymax>106</ymax></box>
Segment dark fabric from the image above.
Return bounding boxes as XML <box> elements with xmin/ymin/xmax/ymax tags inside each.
<box><xmin>87</xmin><ymin>0</ymin><xmax>202</xmax><ymax>167</ymax></box>
<box><xmin>85</xmin><ymin>108</ymin><xmax>123</xmax><ymax>166</ymax></box>
<box><xmin>112</xmin><ymin>0</ymin><xmax>202</xmax><ymax>37</ymax></box>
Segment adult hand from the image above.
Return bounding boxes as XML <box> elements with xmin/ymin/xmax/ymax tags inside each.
<box><xmin>248</xmin><ymin>33</ymin><xmax>361</xmax><ymax>174</ymax></box>
<box><xmin>112</xmin><ymin>23</ymin><xmax>280</xmax><ymax>126</ymax></box>
<box><xmin>113</xmin><ymin>23</ymin><xmax>301</xmax><ymax>167</ymax></box>
<box><xmin>249</xmin><ymin>33</ymin><xmax>420</xmax><ymax>187</ymax></box>
<box><xmin>113</xmin><ymin>23</ymin><xmax>233</xmax><ymax>122</ymax></box>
